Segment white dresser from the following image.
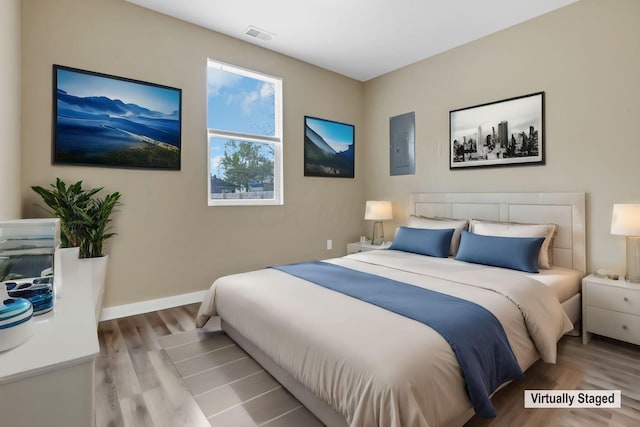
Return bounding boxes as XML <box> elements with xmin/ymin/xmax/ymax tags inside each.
<box><xmin>582</xmin><ymin>274</ymin><xmax>640</xmax><ymax>345</ymax></box>
<box><xmin>0</xmin><ymin>248</ymin><xmax>105</xmax><ymax>427</ymax></box>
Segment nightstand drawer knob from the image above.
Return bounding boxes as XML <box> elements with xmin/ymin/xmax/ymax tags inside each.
<box><xmin>624</xmin><ymin>297</ymin><xmax>629</xmax><ymax>302</ymax></box>
<box><xmin>622</xmin><ymin>325</ymin><xmax>628</xmax><ymax>330</ymax></box>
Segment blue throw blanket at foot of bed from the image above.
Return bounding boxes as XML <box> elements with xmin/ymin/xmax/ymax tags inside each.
<box><xmin>270</xmin><ymin>261</ymin><xmax>523</xmax><ymax>418</ymax></box>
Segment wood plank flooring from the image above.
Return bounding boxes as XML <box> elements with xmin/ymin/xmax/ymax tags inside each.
<box><xmin>96</xmin><ymin>304</ymin><xmax>640</xmax><ymax>427</ymax></box>
<box><xmin>157</xmin><ymin>326</ymin><xmax>322</xmax><ymax>427</ymax></box>
<box><xmin>465</xmin><ymin>335</ymin><xmax>640</xmax><ymax>427</ymax></box>
<box><xmin>97</xmin><ymin>304</ymin><xmax>210</xmax><ymax>427</ymax></box>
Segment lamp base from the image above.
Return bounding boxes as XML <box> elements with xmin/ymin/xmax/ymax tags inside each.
<box><xmin>626</xmin><ymin>236</ymin><xmax>640</xmax><ymax>283</ymax></box>
<box><xmin>371</xmin><ymin>221</ymin><xmax>385</xmax><ymax>245</ymax></box>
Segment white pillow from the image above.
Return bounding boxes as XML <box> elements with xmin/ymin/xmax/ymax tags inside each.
<box><xmin>407</xmin><ymin>215</ymin><xmax>469</xmax><ymax>256</ymax></box>
<box><xmin>468</xmin><ymin>220</ymin><xmax>558</xmax><ymax>269</ymax></box>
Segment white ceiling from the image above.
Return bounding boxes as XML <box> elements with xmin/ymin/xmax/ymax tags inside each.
<box><xmin>126</xmin><ymin>0</ymin><xmax>577</xmax><ymax>82</ymax></box>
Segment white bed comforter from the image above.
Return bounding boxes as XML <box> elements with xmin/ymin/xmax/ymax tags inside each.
<box><xmin>196</xmin><ymin>250</ymin><xmax>573</xmax><ymax>427</ymax></box>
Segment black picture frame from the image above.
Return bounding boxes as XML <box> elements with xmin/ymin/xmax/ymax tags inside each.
<box><xmin>449</xmin><ymin>92</ymin><xmax>544</xmax><ymax>169</ymax></box>
<box><xmin>53</xmin><ymin>65</ymin><xmax>182</xmax><ymax>170</ymax></box>
<box><xmin>304</xmin><ymin>116</ymin><xmax>355</xmax><ymax>178</ymax></box>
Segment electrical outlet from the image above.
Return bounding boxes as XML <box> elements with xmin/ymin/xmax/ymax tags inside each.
<box><xmin>327</xmin><ymin>239</ymin><xmax>333</xmax><ymax>250</ymax></box>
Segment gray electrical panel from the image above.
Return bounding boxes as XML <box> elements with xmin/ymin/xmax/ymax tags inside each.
<box><xmin>390</xmin><ymin>112</ymin><xmax>415</xmax><ymax>176</ymax></box>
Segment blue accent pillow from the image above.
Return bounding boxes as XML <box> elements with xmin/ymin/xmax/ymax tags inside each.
<box><xmin>455</xmin><ymin>231</ymin><xmax>544</xmax><ymax>273</ymax></box>
<box><xmin>389</xmin><ymin>227</ymin><xmax>454</xmax><ymax>258</ymax></box>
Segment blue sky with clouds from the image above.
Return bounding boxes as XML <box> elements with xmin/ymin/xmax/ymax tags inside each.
<box><xmin>207</xmin><ymin>67</ymin><xmax>275</xmax><ymax>136</ymax></box>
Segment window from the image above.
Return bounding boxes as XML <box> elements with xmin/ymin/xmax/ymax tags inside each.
<box><xmin>207</xmin><ymin>59</ymin><xmax>283</xmax><ymax>205</ymax></box>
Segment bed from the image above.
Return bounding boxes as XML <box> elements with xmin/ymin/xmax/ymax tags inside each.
<box><xmin>196</xmin><ymin>192</ymin><xmax>586</xmax><ymax>427</ymax></box>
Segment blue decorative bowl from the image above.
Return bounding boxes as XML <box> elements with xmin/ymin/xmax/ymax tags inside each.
<box><xmin>4</xmin><ymin>277</ymin><xmax>54</xmax><ymax>315</ymax></box>
<box><xmin>0</xmin><ymin>289</ymin><xmax>34</xmax><ymax>352</ymax></box>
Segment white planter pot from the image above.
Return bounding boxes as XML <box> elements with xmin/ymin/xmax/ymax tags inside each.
<box><xmin>56</xmin><ymin>248</ymin><xmax>108</xmax><ymax>325</ymax></box>
<box><xmin>80</xmin><ymin>255</ymin><xmax>108</xmax><ymax>325</ymax></box>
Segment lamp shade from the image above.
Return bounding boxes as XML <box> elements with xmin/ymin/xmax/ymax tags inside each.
<box><xmin>364</xmin><ymin>201</ymin><xmax>393</xmax><ymax>221</ymax></box>
<box><xmin>611</xmin><ymin>204</ymin><xmax>640</xmax><ymax>236</ymax></box>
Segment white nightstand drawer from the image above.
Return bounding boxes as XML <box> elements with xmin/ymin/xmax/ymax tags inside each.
<box><xmin>586</xmin><ymin>282</ymin><xmax>640</xmax><ymax>314</ymax></box>
<box><xmin>585</xmin><ymin>306</ymin><xmax>640</xmax><ymax>345</ymax></box>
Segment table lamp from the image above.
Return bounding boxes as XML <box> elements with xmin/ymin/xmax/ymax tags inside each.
<box><xmin>610</xmin><ymin>204</ymin><xmax>640</xmax><ymax>283</ymax></box>
<box><xmin>364</xmin><ymin>201</ymin><xmax>393</xmax><ymax>245</ymax></box>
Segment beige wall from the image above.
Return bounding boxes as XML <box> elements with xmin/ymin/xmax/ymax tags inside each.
<box><xmin>363</xmin><ymin>0</ymin><xmax>640</xmax><ymax>274</ymax></box>
<box><xmin>0</xmin><ymin>0</ymin><xmax>21</xmax><ymax>220</ymax></box>
<box><xmin>21</xmin><ymin>0</ymin><xmax>364</xmax><ymax>307</ymax></box>
<box><xmin>19</xmin><ymin>0</ymin><xmax>640</xmax><ymax>307</ymax></box>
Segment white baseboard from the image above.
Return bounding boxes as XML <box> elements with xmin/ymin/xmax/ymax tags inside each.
<box><xmin>99</xmin><ymin>290</ymin><xmax>207</xmax><ymax>322</ymax></box>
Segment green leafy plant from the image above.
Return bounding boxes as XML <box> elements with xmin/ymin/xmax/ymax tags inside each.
<box><xmin>31</xmin><ymin>178</ymin><xmax>122</xmax><ymax>258</ymax></box>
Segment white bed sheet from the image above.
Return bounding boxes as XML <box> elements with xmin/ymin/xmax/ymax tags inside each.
<box><xmin>524</xmin><ymin>267</ymin><xmax>583</xmax><ymax>304</ymax></box>
<box><xmin>196</xmin><ymin>250</ymin><xmax>573</xmax><ymax>427</ymax></box>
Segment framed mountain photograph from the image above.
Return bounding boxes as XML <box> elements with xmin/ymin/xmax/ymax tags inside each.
<box><xmin>304</xmin><ymin>116</ymin><xmax>354</xmax><ymax>178</ymax></box>
<box><xmin>53</xmin><ymin>65</ymin><xmax>182</xmax><ymax>170</ymax></box>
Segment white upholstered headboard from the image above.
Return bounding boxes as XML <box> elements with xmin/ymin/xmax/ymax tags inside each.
<box><xmin>408</xmin><ymin>192</ymin><xmax>586</xmax><ymax>273</ymax></box>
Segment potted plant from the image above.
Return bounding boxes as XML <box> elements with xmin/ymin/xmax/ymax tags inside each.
<box><xmin>31</xmin><ymin>178</ymin><xmax>122</xmax><ymax>259</ymax></box>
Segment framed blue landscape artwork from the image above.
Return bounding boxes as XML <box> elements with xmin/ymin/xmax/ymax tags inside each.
<box><xmin>304</xmin><ymin>116</ymin><xmax>354</xmax><ymax>178</ymax></box>
<box><xmin>53</xmin><ymin>65</ymin><xmax>182</xmax><ymax>170</ymax></box>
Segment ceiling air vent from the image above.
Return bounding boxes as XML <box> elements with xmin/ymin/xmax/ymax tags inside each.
<box><xmin>244</xmin><ymin>25</ymin><xmax>273</xmax><ymax>41</ymax></box>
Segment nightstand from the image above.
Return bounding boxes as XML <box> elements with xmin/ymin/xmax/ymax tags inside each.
<box><xmin>582</xmin><ymin>274</ymin><xmax>640</xmax><ymax>345</ymax></box>
<box><xmin>347</xmin><ymin>241</ymin><xmax>392</xmax><ymax>254</ymax></box>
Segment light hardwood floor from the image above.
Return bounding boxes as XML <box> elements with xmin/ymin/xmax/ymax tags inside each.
<box><xmin>97</xmin><ymin>303</ymin><xmax>210</xmax><ymax>427</ymax></box>
<box><xmin>96</xmin><ymin>304</ymin><xmax>640</xmax><ymax>427</ymax></box>
<box><xmin>158</xmin><ymin>325</ymin><xmax>323</xmax><ymax>427</ymax></box>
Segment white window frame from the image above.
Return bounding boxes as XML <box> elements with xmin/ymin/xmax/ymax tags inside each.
<box><xmin>207</xmin><ymin>59</ymin><xmax>283</xmax><ymax>206</ymax></box>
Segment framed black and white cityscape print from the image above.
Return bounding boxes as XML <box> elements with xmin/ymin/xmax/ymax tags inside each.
<box><xmin>449</xmin><ymin>92</ymin><xmax>544</xmax><ymax>169</ymax></box>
